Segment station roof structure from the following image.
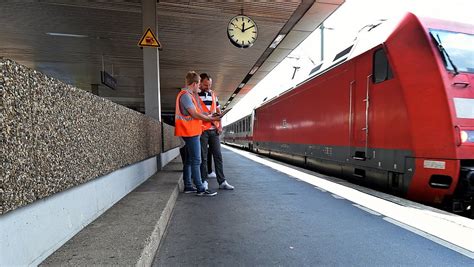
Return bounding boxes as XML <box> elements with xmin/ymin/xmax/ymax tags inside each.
<box><xmin>0</xmin><ymin>0</ymin><xmax>343</xmax><ymax>113</ymax></box>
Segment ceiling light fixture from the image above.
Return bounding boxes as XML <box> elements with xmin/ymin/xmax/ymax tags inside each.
<box><xmin>238</xmin><ymin>83</ymin><xmax>245</xmax><ymax>88</ymax></box>
<box><xmin>249</xmin><ymin>66</ymin><xmax>259</xmax><ymax>75</ymax></box>
<box><xmin>46</xmin><ymin>32</ymin><xmax>88</xmax><ymax>38</ymax></box>
<box><xmin>269</xmin><ymin>34</ymin><xmax>286</xmax><ymax>48</ymax></box>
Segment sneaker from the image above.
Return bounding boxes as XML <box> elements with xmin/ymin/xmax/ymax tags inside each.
<box><xmin>219</xmin><ymin>180</ymin><xmax>234</xmax><ymax>190</ymax></box>
<box><xmin>183</xmin><ymin>187</ymin><xmax>197</xmax><ymax>194</ymax></box>
<box><xmin>196</xmin><ymin>189</ymin><xmax>217</xmax><ymax>197</ymax></box>
<box><xmin>202</xmin><ymin>180</ymin><xmax>209</xmax><ymax>190</ymax></box>
<box><xmin>208</xmin><ymin>171</ymin><xmax>217</xmax><ymax>178</ymax></box>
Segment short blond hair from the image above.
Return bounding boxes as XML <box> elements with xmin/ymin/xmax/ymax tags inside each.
<box><xmin>185</xmin><ymin>71</ymin><xmax>200</xmax><ymax>85</ymax></box>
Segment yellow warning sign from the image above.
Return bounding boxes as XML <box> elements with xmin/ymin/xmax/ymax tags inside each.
<box><xmin>138</xmin><ymin>28</ymin><xmax>162</xmax><ymax>48</ymax></box>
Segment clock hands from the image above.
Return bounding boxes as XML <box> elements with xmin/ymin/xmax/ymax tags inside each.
<box><xmin>243</xmin><ymin>25</ymin><xmax>255</xmax><ymax>32</ymax></box>
<box><xmin>233</xmin><ymin>20</ymin><xmax>255</xmax><ymax>32</ymax></box>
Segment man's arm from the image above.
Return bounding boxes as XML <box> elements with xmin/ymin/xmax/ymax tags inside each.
<box><xmin>180</xmin><ymin>92</ymin><xmax>219</xmax><ymax>122</ymax></box>
<box><xmin>186</xmin><ymin>107</ymin><xmax>220</xmax><ymax>122</ymax></box>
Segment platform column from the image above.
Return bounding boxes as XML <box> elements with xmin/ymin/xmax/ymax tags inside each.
<box><xmin>142</xmin><ymin>0</ymin><xmax>161</xmax><ymax>121</ymax></box>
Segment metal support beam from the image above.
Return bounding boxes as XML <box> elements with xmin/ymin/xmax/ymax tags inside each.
<box><xmin>142</xmin><ymin>0</ymin><xmax>161</xmax><ymax>121</ymax></box>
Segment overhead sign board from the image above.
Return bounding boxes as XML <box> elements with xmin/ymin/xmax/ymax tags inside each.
<box><xmin>138</xmin><ymin>28</ymin><xmax>162</xmax><ymax>48</ymax></box>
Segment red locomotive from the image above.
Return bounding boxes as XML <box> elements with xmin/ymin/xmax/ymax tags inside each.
<box><xmin>224</xmin><ymin>13</ymin><xmax>474</xmax><ymax>216</ymax></box>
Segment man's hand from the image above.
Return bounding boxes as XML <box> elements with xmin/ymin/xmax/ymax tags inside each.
<box><xmin>209</xmin><ymin>114</ymin><xmax>221</xmax><ymax>121</ymax></box>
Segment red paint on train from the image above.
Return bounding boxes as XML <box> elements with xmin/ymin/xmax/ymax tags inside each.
<box><xmin>225</xmin><ymin>13</ymin><xmax>474</xmax><ymax>213</ymax></box>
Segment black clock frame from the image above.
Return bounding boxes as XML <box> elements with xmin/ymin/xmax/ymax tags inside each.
<box><xmin>227</xmin><ymin>15</ymin><xmax>258</xmax><ymax>49</ymax></box>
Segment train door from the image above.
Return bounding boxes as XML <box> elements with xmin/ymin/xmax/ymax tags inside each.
<box><xmin>351</xmin><ymin>51</ymin><xmax>373</xmax><ymax>160</ymax></box>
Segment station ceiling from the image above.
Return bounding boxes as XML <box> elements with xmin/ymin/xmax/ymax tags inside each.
<box><xmin>0</xmin><ymin>0</ymin><xmax>343</xmax><ymax>113</ymax></box>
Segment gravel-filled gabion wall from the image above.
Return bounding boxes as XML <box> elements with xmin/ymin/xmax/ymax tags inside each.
<box><xmin>162</xmin><ymin>123</ymin><xmax>183</xmax><ymax>152</ymax></box>
<box><xmin>0</xmin><ymin>59</ymin><xmax>162</xmax><ymax>214</ymax></box>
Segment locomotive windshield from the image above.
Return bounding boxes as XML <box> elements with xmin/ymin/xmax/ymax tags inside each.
<box><xmin>430</xmin><ymin>29</ymin><xmax>474</xmax><ymax>73</ymax></box>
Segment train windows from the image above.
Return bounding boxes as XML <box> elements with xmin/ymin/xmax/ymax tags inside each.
<box><xmin>333</xmin><ymin>45</ymin><xmax>353</xmax><ymax>62</ymax></box>
<box><xmin>309</xmin><ymin>63</ymin><xmax>323</xmax><ymax>76</ymax></box>
<box><xmin>373</xmin><ymin>48</ymin><xmax>393</xmax><ymax>83</ymax></box>
<box><xmin>430</xmin><ymin>29</ymin><xmax>474</xmax><ymax>74</ymax></box>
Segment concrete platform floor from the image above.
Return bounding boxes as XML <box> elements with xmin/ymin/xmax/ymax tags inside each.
<box><xmin>153</xmin><ymin>146</ymin><xmax>473</xmax><ymax>266</ymax></box>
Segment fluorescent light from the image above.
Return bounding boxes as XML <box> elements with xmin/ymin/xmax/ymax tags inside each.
<box><xmin>238</xmin><ymin>83</ymin><xmax>245</xmax><ymax>88</ymax></box>
<box><xmin>249</xmin><ymin>66</ymin><xmax>259</xmax><ymax>75</ymax></box>
<box><xmin>231</xmin><ymin>93</ymin><xmax>236</xmax><ymax>97</ymax></box>
<box><xmin>46</xmin><ymin>32</ymin><xmax>88</xmax><ymax>38</ymax></box>
<box><xmin>269</xmin><ymin>34</ymin><xmax>286</xmax><ymax>48</ymax></box>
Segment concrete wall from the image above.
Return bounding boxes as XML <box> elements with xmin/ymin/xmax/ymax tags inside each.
<box><xmin>0</xmin><ymin>59</ymin><xmax>162</xmax><ymax>214</ymax></box>
<box><xmin>0</xmin><ymin>59</ymin><xmax>186</xmax><ymax>265</ymax></box>
<box><xmin>0</xmin><ymin>156</ymin><xmax>160</xmax><ymax>266</ymax></box>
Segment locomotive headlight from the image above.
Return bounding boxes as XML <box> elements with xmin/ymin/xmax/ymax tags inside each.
<box><xmin>461</xmin><ymin>131</ymin><xmax>468</xmax><ymax>143</ymax></box>
<box><xmin>460</xmin><ymin>130</ymin><xmax>474</xmax><ymax>143</ymax></box>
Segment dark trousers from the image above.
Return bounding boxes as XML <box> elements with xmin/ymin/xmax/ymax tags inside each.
<box><xmin>179</xmin><ymin>146</ymin><xmax>187</xmax><ymax>164</ymax></box>
<box><xmin>207</xmin><ymin>151</ymin><xmax>213</xmax><ymax>173</ymax></box>
<box><xmin>200</xmin><ymin>129</ymin><xmax>225</xmax><ymax>184</ymax></box>
<box><xmin>179</xmin><ymin>145</ymin><xmax>187</xmax><ymax>182</ymax></box>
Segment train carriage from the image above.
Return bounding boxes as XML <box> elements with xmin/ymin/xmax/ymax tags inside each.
<box><xmin>224</xmin><ymin>13</ymin><xmax>474</xmax><ymax>215</ymax></box>
<box><xmin>223</xmin><ymin>113</ymin><xmax>254</xmax><ymax>150</ymax></box>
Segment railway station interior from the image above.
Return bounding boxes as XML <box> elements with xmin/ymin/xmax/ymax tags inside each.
<box><xmin>1</xmin><ymin>0</ymin><xmax>473</xmax><ymax>266</ymax></box>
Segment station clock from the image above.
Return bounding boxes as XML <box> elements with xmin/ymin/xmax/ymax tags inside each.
<box><xmin>227</xmin><ymin>15</ymin><xmax>258</xmax><ymax>48</ymax></box>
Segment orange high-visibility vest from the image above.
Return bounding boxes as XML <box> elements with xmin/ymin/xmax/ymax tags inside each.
<box><xmin>174</xmin><ymin>90</ymin><xmax>203</xmax><ymax>137</ymax></box>
<box><xmin>200</xmin><ymin>91</ymin><xmax>221</xmax><ymax>131</ymax></box>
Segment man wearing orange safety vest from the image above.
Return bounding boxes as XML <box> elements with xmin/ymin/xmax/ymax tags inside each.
<box><xmin>175</xmin><ymin>71</ymin><xmax>220</xmax><ymax>196</ymax></box>
<box><xmin>198</xmin><ymin>73</ymin><xmax>234</xmax><ymax>191</ymax></box>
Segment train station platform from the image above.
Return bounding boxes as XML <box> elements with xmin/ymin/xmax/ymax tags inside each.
<box><xmin>42</xmin><ymin>145</ymin><xmax>473</xmax><ymax>266</ymax></box>
<box><xmin>154</xmin><ymin>145</ymin><xmax>474</xmax><ymax>266</ymax></box>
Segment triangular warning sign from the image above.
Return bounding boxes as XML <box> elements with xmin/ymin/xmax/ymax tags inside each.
<box><xmin>138</xmin><ymin>28</ymin><xmax>162</xmax><ymax>48</ymax></box>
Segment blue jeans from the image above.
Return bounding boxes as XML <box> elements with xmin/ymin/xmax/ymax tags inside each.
<box><xmin>182</xmin><ymin>135</ymin><xmax>205</xmax><ymax>192</ymax></box>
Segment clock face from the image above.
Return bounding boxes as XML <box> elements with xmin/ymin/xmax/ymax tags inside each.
<box><xmin>227</xmin><ymin>15</ymin><xmax>258</xmax><ymax>48</ymax></box>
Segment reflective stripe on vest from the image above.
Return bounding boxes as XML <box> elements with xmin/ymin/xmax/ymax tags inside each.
<box><xmin>174</xmin><ymin>90</ymin><xmax>203</xmax><ymax>137</ymax></box>
<box><xmin>200</xmin><ymin>91</ymin><xmax>220</xmax><ymax>131</ymax></box>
